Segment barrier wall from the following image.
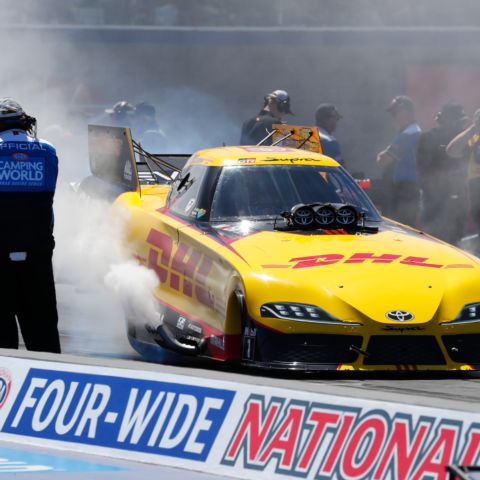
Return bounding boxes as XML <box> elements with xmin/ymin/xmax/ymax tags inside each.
<box><xmin>0</xmin><ymin>355</ymin><xmax>479</xmax><ymax>480</ymax></box>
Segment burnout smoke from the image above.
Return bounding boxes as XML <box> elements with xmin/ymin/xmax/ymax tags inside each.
<box><xmin>53</xmin><ymin>189</ymin><xmax>160</xmax><ymax>356</ymax></box>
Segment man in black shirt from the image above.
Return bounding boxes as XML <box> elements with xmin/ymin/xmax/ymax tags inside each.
<box><xmin>417</xmin><ymin>103</ymin><xmax>468</xmax><ymax>243</ymax></box>
<box><xmin>240</xmin><ymin>90</ymin><xmax>293</xmax><ymax>145</ymax></box>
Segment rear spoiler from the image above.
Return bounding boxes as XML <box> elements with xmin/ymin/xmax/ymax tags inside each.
<box><xmin>264</xmin><ymin>124</ymin><xmax>323</xmax><ymax>153</ymax></box>
<box><xmin>87</xmin><ymin>125</ymin><xmax>190</xmax><ymax>194</ymax></box>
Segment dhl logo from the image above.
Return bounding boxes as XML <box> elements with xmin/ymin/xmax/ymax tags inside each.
<box><xmin>146</xmin><ymin>228</ymin><xmax>214</xmax><ymax>309</ymax></box>
<box><xmin>263</xmin><ymin>253</ymin><xmax>474</xmax><ymax>270</ymax></box>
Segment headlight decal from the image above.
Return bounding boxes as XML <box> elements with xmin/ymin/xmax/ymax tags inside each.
<box><xmin>440</xmin><ymin>302</ymin><xmax>480</xmax><ymax>326</ymax></box>
<box><xmin>260</xmin><ymin>302</ymin><xmax>362</xmax><ymax>326</ymax></box>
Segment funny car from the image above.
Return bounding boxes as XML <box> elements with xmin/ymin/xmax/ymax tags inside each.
<box><xmin>86</xmin><ymin>125</ymin><xmax>480</xmax><ymax>371</ymax></box>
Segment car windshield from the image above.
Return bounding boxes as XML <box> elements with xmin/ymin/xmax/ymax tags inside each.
<box><xmin>210</xmin><ymin>165</ymin><xmax>381</xmax><ymax>222</ymax></box>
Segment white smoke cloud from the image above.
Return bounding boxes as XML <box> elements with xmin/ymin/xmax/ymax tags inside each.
<box><xmin>53</xmin><ymin>189</ymin><xmax>160</xmax><ymax>357</ymax></box>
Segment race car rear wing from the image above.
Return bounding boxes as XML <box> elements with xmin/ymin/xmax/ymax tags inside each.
<box><xmin>262</xmin><ymin>124</ymin><xmax>323</xmax><ymax>154</ymax></box>
<box><xmin>87</xmin><ymin>125</ymin><xmax>190</xmax><ymax>193</ymax></box>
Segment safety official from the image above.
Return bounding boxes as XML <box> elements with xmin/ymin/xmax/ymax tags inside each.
<box><xmin>240</xmin><ymin>90</ymin><xmax>293</xmax><ymax>145</ymax></box>
<box><xmin>0</xmin><ymin>98</ymin><xmax>61</xmax><ymax>353</ymax></box>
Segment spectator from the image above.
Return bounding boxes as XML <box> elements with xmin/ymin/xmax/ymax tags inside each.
<box><xmin>0</xmin><ymin>98</ymin><xmax>61</xmax><ymax>353</ymax></box>
<box><xmin>417</xmin><ymin>103</ymin><xmax>468</xmax><ymax>243</ymax></box>
<box><xmin>132</xmin><ymin>101</ymin><xmax>167</xmax><ymax>152</ymax></box>
<box><xmin>315</xmin><ymin>103</ymin><xmax>344</xmax><ymax>166</ymax></box>
<box><xmin>240</xmin><ymin>90</ymin><xmax>293</xmax><ymax>145</ymax></box>
<box><xmin>100</xmin><ymin>100</ymin><xmax>135</xmax><ymax>127</ymax></box>
<box><xmin>447</xmin><ymin>108</ymin><xmax>480</xmax><ymax>252</ymax></box>
<box><xmin>377</xmin><ymin>95</ymin><xmax>421</xmax><ymax>226</ymax></box>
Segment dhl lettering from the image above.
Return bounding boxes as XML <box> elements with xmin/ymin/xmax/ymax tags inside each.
<box><xmin>280</xmin><ymin>252</ymin><xmax>472</xmax><ymax>270</ymax></box>
<box><xmin>146</xmin><ymin>228</ymin><xmax>214</xmax><ymax>308</ymax></box>
<box><xmin>223</xmin><ymin>394</ymin><xmax>480</xmax><ymax>480</ymax></box>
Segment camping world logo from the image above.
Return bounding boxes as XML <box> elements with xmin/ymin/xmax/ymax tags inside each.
<box><xmin>0</xmin><ymin>369</ymin><xmax>12</xmax><ymax>409</ymax></box>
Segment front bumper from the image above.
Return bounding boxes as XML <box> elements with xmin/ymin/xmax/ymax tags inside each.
<box><xmin>242</xmin><ymin>322</ymin><xmax>480</xmax><ymax>371</ymax></box>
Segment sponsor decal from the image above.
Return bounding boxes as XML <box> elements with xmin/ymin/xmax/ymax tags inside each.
<box><xmin>237</xmin><ymin>158</ymin><xmax>257</xmax><ymax>164</ymax></box>
<box><xmin>3</xmin><ymin>369</ymin><xmax>234</xmax><ymax>462</ymax></box>
<box><xmin>12</xmin><ymin>152</ymin><xmax>29</xmax><ymax>161</ymax></box>
<box><xmin>222</xmin><ymin>394</ymin><xmax>480</xmax><ymax>480</ymax></box>
<box><xmin>196</xmin><ymin>208</ymin><xmax>207</xmax><ymax>219</ymax></box>
<box><xmin>147</xmin><ymin>229</ymin><xmax>216</xmax><ymax>310</ymax></box>
<box><xmin>0</xmin><ymin>369</ymin><xmax>12</xmax><ymax>409</ymax></box>
<box><xmin>261</xmin><ymin>252</ymin><xmax>474</xmax><ymax>270</ymax></box>
<box><xmin>386</xmin><ymin>310</ymin><xmax>415</xmax><ymax>322</ymax></box>
<box><xmin>0</xmin><ymin>158</ymin><xmax>45</xmax><ymax>187</ymax></box>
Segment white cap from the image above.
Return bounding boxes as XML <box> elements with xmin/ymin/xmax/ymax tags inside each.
<box><xmin>0</xmin><ymin>98</ymin><xmax>25</xmax><ymax>119</ymax></box>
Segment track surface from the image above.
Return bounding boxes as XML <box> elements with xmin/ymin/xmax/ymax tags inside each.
<box><xmin>0</xmin><ymin>441</ymin><xmax>225</xmax><ymax>479</ymax></box>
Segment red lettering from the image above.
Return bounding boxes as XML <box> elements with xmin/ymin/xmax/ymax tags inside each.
<box><xmin>196</xmin><ymin>256</ymin><xmax>214</xmax><ymax>307</ymax></box>
<box><xmin>298</xmin><ymin>410</ymin><xmax>340</xmax><ymax>472</ymax></box>
<box><xmin>373</xmin><ymin>420</ymin><xmax>430</xmax><ymax>480</ymax></box>
<box><xmin>258</xmin><ymin>406</ymin><xmax>304</xmax><ymax>468</ymax></box>
<box><xmin>172</xmin><ymin>243</ymin><xmax>202</xmax><ymax>278</ymax></box>
<box><xmin>411</xmin><ymin>426</ymin><xmax>458</xmax><ymax>480</ymax></box>
<box><xmin>401</xmin><ymin>256</ymin><xmax>443</xmax><ymax>269</ymax></box>
<box><xmin>147</xmin><ymin>229</ymin><xmax>173</xmax><ymax>283</ymax></box>
<box><xmin>320</xmin><ymin>413</ymin><xmax>356</xmax><ymax>475</ymax></box>
<box><xmin>344</xmin><ymin>253</ymin><xmax>401</xmax><ymax>264</ymax></box>
<box><xmin>290</xmin><ymin>254</ymin><xmax>344</xmax><ymax>269</ymax></box>
<box><xmin>461</xmin><ymin>430</ymin><xmax>480</xmax><ymax>465</ymax></box>
<box><xmin>342</xmin><ymin>417</ymin><xmax>387</xmax><ymax>478</ymax></box>
<box><xmin>224</xmin><ymin>399</ymin><xmax>281</xmax><ymax>463</ymax></box>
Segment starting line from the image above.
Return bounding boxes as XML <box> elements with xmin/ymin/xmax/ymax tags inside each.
<box><xmin>0</xmin><ymin>349</ymin><xmax>479</xmax><ymax>480</ymax></box>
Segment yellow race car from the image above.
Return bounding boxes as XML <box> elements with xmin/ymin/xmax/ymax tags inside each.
<box><xmin>86</xmin><ymin>125</ymin><xmax>480</xmax><ymax>371</ymax></box>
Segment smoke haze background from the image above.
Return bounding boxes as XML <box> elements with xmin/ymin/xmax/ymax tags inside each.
<box><xmin>2</xmin><ymin>0</ymin><xmax>480</xmax><ymax>355</ymax></box>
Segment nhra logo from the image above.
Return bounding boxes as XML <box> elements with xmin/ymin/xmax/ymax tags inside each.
<box><xmin>12</xmin><ymin>153</ymin><xmax>29</xmax><ymax>161</ymax></box>
<box><xmin>223</xmin><ymin>394</ymin><xmax>480</xmax><ymax>479</ymax></box>
<box><xmin>0</xmin><ymin>369</ymin><xmax>12</xmax><ymax>409</ymax></box>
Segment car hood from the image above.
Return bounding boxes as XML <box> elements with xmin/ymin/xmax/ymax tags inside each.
<box><xmin>225</xmin><ymin>228</ymin><xmax>480</xmax><ymax>324</ymax></box>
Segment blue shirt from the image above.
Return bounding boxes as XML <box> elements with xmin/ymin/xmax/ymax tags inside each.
<box><xmin>318</xmin><ymin>128</ymin><xmax>344</xmax><ymax>166</ymax></box>
<box><xmin>0</xmin><ymin>129</ymin><xmax>58</xmax><ymax>193</ymax></box>
<box><xmin>387</xmin><ymin>123</ymin><xmax>421</xmax><ymax>183</ymax></box>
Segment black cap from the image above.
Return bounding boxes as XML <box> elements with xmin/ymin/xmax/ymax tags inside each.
<box><xmin>266</xmin><ymin>90</ymin><xmax>293</xmax><ymax>114</ymax></box>
<box><xmin>387</xmin><ymin>95</ymin><xmax>415</xmax><ymax>114</ymax></box>
<box><xmin>435</xmin><ymin>102</ymin><xmax>468</xmax><ymax>125</ymax></box>
<box><xmin>135</xmin><ymin>101</ymin><xmax>156</xmax><ymax>117</ymax></box>
<box><xmin>315</xmin><ymin>103</ymin><xmax>342</xmax><ymax>125</ymax></box>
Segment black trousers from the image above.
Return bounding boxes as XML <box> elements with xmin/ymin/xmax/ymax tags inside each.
<box><xmin>0</xmin><ymin>250</ymin><xmax>61</xmax><ymax>353</ymax></box>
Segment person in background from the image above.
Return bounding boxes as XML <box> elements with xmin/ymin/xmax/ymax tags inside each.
<box><xmin>376</xmin><ymin>95</ymin><xmax>422</xmax><ymax>226</ymax></box>
<box><xmin>315</xmin><ymin>103</ymin><xmax>344</xmax><ymax>166</ymax></box>
<box><xmin>240</xmin><ymin>90</ymin><xmax>293</xmax><ymax>145</ymax></box>
<box><xmin>132</xmin><ymin>101</ymin><xmax>167</xmax><ymax>152</ymax></box>
<box><xmin>447</xmin><ymin>108</ymin><xmax>480</xmax><ymax>252</ymax></box>
<box><xmin>0</xmin><ymin>98</ymin><xmax>61</xmax><ymax>353</ymax></box>
<box><xmin>103</xmin><ymin>100</ymin><xmax>135</xmax><ymax>127</ymax></box>
<box><xmin>417</xmin><ymin>103</ymin><xmax>469</xmax><ymax>244</ymax></box>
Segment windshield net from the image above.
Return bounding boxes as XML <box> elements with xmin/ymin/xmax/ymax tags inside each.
<box><xmin>210</xmin><ymin>165</ymin><xmax>381</xmax><ymax>221</ymax></box>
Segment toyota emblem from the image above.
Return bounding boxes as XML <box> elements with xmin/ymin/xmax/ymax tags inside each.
<box><xmin>386</xmin><ymin>310</ymin><xmax>415</xmax><ymax>322</ymax></box>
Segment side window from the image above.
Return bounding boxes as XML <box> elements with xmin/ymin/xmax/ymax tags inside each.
<box><xmin>169</xmin><ymin>166</ymin><xmax>206</xmax><ymax>217</ymax></box>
